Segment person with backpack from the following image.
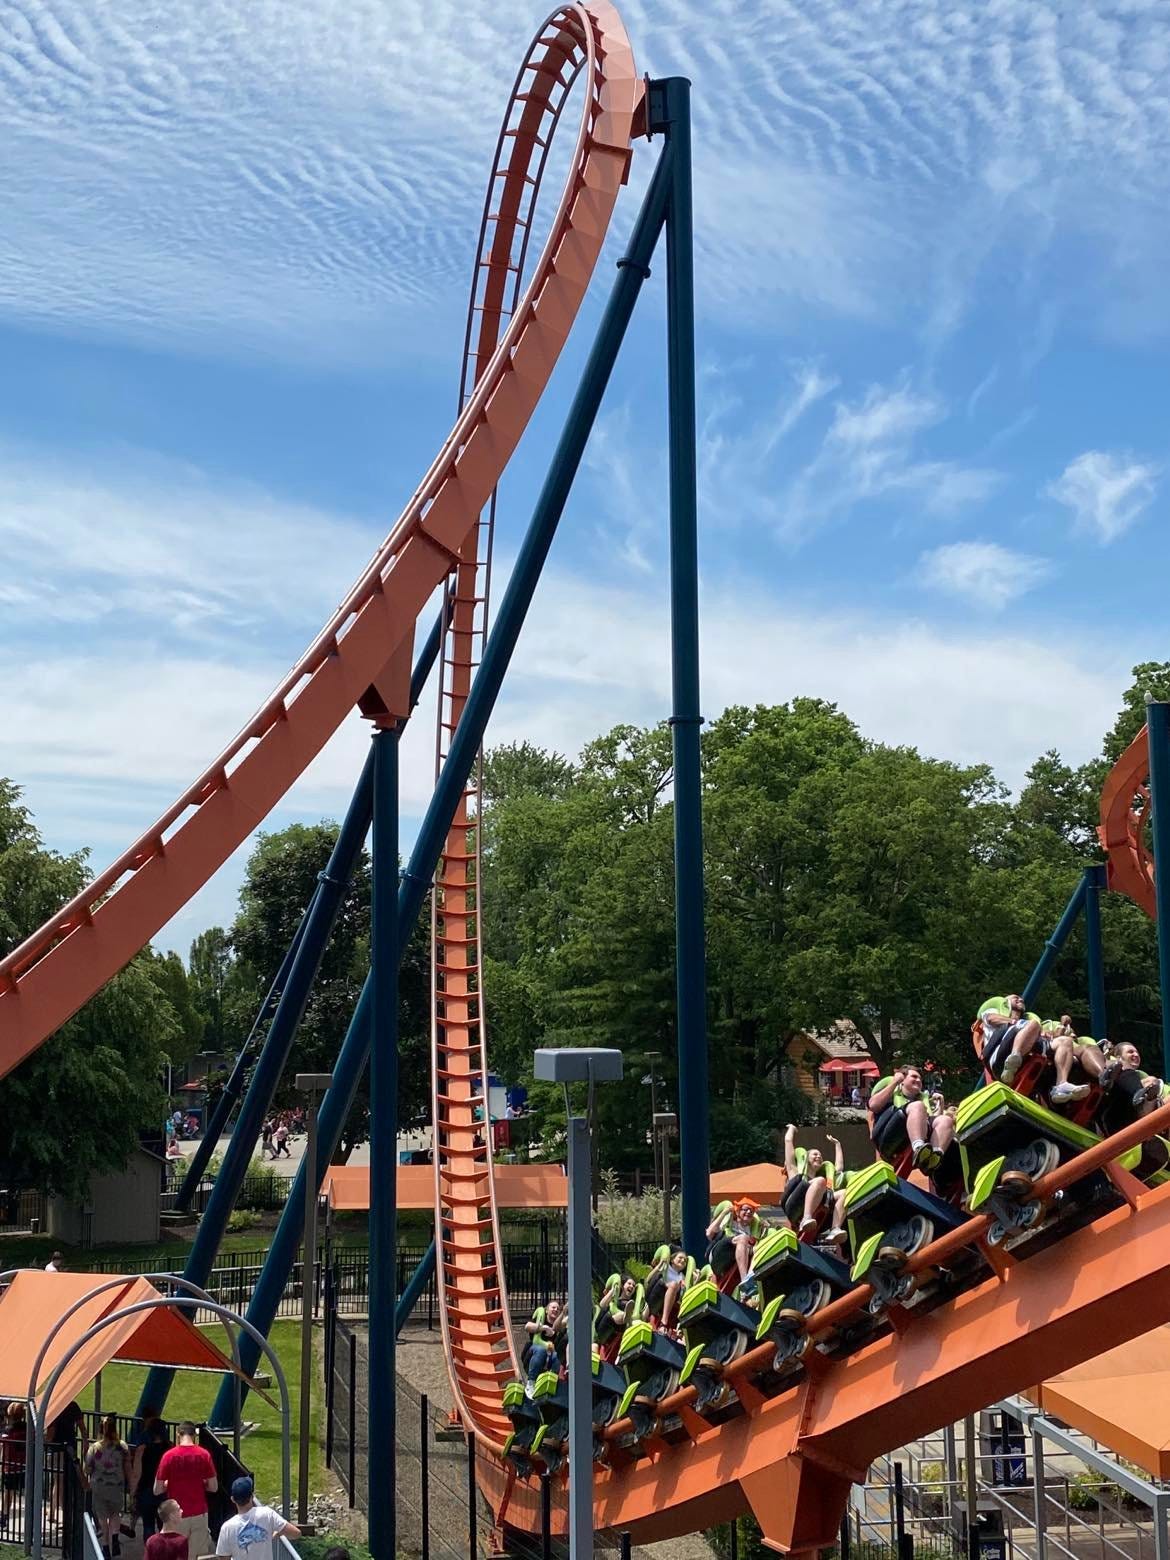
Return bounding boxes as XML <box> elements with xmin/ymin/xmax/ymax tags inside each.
<box><xmin>129</xmin><ymin>1409</ymin><xmax>172</xmax><ymax>1540</ymax></box>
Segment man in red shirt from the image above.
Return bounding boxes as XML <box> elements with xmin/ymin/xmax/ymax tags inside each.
<box><xmin>153</xmin><ymin>1424</ymin><xmax>217</xmax><ymax>1559</ymax></box>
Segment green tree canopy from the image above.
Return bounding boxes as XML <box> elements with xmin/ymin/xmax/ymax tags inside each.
<box><xmin>0</xmin><ymin>781</ymin><xmax>174</xmax><ymax>1195</ymax></box>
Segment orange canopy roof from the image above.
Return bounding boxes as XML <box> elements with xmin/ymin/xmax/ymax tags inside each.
<box><xmin>0</xmin><ymin>1271</ymin><xmax>248</xmax><ymax>1426</ymax></box>
<box><xmin>323</xmin><ymin>1161</ymin><xmax>569</xmax><ymax>1212</ymax></box>
<box><xmin>710</xmin><ymin>1163</ymin><xmax>785</xmax><ymax>1205</ymax></box>
<box><xmin>1030</xmin><ymin>1325</ymin><xmax>1170</xmax><ymax>1478</ymax></box>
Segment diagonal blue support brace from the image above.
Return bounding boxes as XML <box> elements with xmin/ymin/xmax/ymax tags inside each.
<box><xmin>177</xmin><ymin>614</ymin><xmax>442</xmax><ymax>1212</ymax></box>
<box><xmin>1083</xmin><ymin>863</ymin><xmax>1108</xmax><ymax>1039</ymax></box>
<box><xmin>395</xmin><ymin>1240</ymin><xmax>436</xmax><ymax>1333</ymax></box>
<box><xmin>177</xmin><ymin>901</ymin><xmax>312</xmax><ymax>1208</ymax></box>
<box><xmin>211</xmin><ymin>140</ymin><xmax>674</xmax><ymax>1424</ymax></box>
<box><xmin>1022</xmin><ymin>875</ymin><xmax>1087</xmax><ymax>1010</ymax></box>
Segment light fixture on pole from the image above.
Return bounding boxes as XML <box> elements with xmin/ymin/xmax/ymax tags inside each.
<box><xmin>295</xmin><ymin>1071</ymin><xmax>332</xmax><ymax>1525</ymax></box>
<box><xmin>641</xmin><ymin>1053</ymin><xmax>661</xmax><ymax>1190</ymax></box>
<box><xmin>533</xmin><ymin>1047</ymin><xmax>623</xmax><ymax>1559</ymax></box>
<box><xmin>654</xmin><ymin>1111</ymin><xmax>677</xmax><ymax>1245</ymax></box>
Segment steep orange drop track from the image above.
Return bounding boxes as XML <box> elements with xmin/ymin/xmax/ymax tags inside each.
<box><xmin>0</xmin><ymin>3</ymin><xmax>640</xmax><ymax>1081</ymax></box>
<box><xmin>1099</xmin><ymin>724</ymin><xmax>1155</xmax><ymax>915</ymax></box>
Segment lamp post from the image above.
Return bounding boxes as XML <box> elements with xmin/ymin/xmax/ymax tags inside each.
<box><xmin>534</xmin><ymin>1047</ymin><xmax>623</xmax><ymax>1559</ymax></box>
<box><xmin>641</xmin><ymin>1053</ymin><xmax>661</xmax><ymax>1191</ymax></box>
<box><xmin>295</xmin><ymin>1071</ymin><xmax>332</xmax><ymax>1525</ymax></box>
<box><xmin>654</xmin><ymin>1112</ymin><xmax>677</xmax><ymax>1244</ymax></box>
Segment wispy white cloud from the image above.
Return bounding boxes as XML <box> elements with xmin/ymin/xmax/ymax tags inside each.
<box><xmin>766</xmin><ymin>361</ymin><xmax>840</xmax><ymax>451</ymax></box>
<box><xmin>0</xmin><ymin>444</ymin><xmax>382</xmax><ymax>646</ymax></box>
<box><xmin>6</xmin><ymin>0</ymin><xmax>1170</xmax><ymax>360</ymax></box>
<box><xmin>783</xmin><ymin>381</ymin><xmax>1001</xmax><ymax>538</ymax></box>
<box><xmin>917</xmin><ymin>540</ymin><xmax>1050</xmax><ymax>607</ymax></box>
<box><xmin>1045</xmin><ymin>450</ymin><xmax>1160</xmax><ymax>543</ymax></box>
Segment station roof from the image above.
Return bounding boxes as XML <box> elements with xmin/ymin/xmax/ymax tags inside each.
<box><xmin>1030</xmin><ymin>1326</ymin><xmax>1170</xmax><ymax>1478</ymax></box>
<box><xmin>323</xmin><ymin>1161</ymin><xmax>569</xmax><ymax>1212</ymax></box>
<box><xmin>0</xmin><ymin>1271</ymin><xmax>253</xmax><ymax>1425</ymax></box>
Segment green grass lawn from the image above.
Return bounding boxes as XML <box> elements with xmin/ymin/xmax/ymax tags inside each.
<box><xmin>75</xmin><ymin>1320</ymin><xmax>328</xmax><ymax>1504</ymax></box>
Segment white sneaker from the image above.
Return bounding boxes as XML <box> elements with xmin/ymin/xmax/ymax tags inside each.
<box><xmin>825</xmin><ymin>1227</ymin><xmax>848</xmax><ymax>1245</ymax></box>
<box><xmin>1001</xmin><ymin>1053</ymin><xmax>1023</xmax><ymax>1085</ymax></box>
<box><xmin>799</xmin><ymin>1216</ymin><xmax>818</xmax><ymax>1234</ymax></box>
<box><xmin>1050</xmin><ymin>1081</ymin><xmax>1090</xmax><ymax>1104</ymax></box>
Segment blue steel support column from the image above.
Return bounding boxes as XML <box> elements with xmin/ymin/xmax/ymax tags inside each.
<box><xmin>176</xmin><ymin>913</ymin><xmax>311</xmax><ymax>1209</ymax></box>
<box><xmin>1022</xmin><ymin>876</ymin><xmax>1087</xmax><ymax>1011</ymax></box>
<box><xmin>211</xmin><ymin>143</ymin><xmax>674</xmax><ymax>1420</ymax></box>
<box><xmin>655</xmin><ymin>75</ymin><xmax>709</xmax><ymax>1253</ymax></box>
<box><xmin>1146</xmin><ymin>697</ymin><xmax>1170</xmax><ymax>1078</ymax></box>
<box><xmin>368</xmin><ymin>725</ymin><xmax>399</xmax><ymax>1560</ymax></box>
<box><xmin>1083</xmin><ymin>863</ymin><xmax>1108</xmax><ymax>1040</ymax></box>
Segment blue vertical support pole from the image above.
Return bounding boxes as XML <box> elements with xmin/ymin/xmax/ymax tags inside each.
<box><xmin>655</xmin><ymin>75</ymin><xmax>710</xmax><ymax>1253</ymax></box>
<box><xmin>1145</xmin><ymin>697</ymin><xmax>1170</xmax><ymax>1079</ymax></box>
<box><xmin>1021</xmin><ymin>876</ymin><xmax>1086</xmax><ymax>1012</ymax></box>
<box><xmin>210</xmin><ymin>143</ymin><xmax>675</xmax><ymax>1422</ymax></box>
<box><xmin>1083</xmin><ymin>863</ymin><xmax>1108</xmax><ymax>1040</ymax></box>
<box><xmin>368</xmin><ymin>723</ymin><xmax>399</xmax><ymax>1560</ymax></box>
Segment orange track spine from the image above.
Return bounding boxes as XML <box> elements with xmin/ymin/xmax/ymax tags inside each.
<box><xmin>427</xmin><ymin>3</ymin><xmax>639</xmax><ymax>1450</ymax></box>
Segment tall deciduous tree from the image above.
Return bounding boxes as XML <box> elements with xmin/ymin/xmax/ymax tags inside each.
<box><xmin>227</xmin><ymin>821</ymin><xmax>431</xmax><ymax>1154</ymax></box>
<box><xmin>0</xmin><ymin>780</ymin><xmax>175</xmax><ymax>1195</ymax></box>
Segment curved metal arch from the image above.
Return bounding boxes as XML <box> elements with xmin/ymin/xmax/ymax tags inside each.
<box><xmin>28</xmin><ymin>1292</ymin><xmax>291</xmax><ymax>1560</ymax></box>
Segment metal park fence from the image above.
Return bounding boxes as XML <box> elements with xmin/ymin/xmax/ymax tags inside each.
<box><xmin>161</xmin><ymin>1170</ymin><xmax>291</xmax><ymax>1214</ymax></box>
<box><xmin>0</xmin><ymin>1184</ymin><xmax>46</xmax><ymax>1233</ymax></box>
<box><xmin>324</xmin><ymin>1312</ymin><xmax>633</xmax><ymax>1560</ymax></box>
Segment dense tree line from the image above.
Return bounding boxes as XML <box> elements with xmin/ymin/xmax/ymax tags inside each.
<box><xmin>3</xmin><ymin>659</ymin><xmax>1169</xmax><ymax>1190</ymax></box>
<box><xmin>477</xmin><ymin>662</ymin><xmax>1170</xmax><ymax>1169</ymax></box>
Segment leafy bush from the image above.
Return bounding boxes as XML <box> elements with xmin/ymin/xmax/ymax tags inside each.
<box><xmin>295</xmin><ymin>1538</ymin><xmax>374</xmax><ymax>1560</ymax></box>
<box><xmin>226</xmin><ymin>1209</ymin><xmax>260</xmax><ymax>1232</ymax></box>
<box><xmin>595</xmin><ymin>1174</ymin><xmax>679</xmax><ymax>1246</ymax></box>
<box><xmin>1068</xmin><ymin>1472</ymin><xmax>1113</xmax><ymax>1511</ymax></box>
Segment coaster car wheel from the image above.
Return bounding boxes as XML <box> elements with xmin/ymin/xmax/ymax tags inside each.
<box><xmin>1005</xmin><ymin>1138</ymin><xmax>1060</xmax><ymax>1182</ymax></box>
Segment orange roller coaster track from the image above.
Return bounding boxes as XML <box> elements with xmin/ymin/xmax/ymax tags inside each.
<box><xmin>1099</xmin><ymin>725</ymin><xmax>1155</xmax><ymax>916</ymax></box>
<box><xmin>0</xmin><ymin>3</ymin><xmax>640</xmax><ymax>1081</ymax></box>
<box><xmin>10</xmin><ymin>7</ymin><xmax>1170</xmax><ymax>1554</ymax></box>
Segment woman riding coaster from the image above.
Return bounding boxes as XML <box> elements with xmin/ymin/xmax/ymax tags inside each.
<box><xmin>646</xmin><ymin>1248</ymin><xmax>691</xmax><ymax>1335</ymax></box>
<box><xmin>704</xmin><ymin>1197</ymin><xmax>764</xmax><ymax>1297</ymax></box>
<box><xmin>595</xmin><ymin>1275</ymin><xmax>637</xmax><ymax>1362</ymax></box>
<box><xmin>782</xmin><ymin>1124</ymin><xmax>847</xmax><ymax>1245</ymax></box>
<box><xmin>869</xmin><ymin>1065</ymin><xmax>954</xmax><ymax>1172</ymax></box>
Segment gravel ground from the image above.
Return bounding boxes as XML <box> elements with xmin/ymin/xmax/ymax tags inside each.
<box><xmin>395</xmin><ymin>1324</ymin><xmax>715</xmax><ymax>1560</ymax></box>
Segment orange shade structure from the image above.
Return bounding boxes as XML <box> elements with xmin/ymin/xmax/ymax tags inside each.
<box><xmin>322</xmin><ymin>1161</ymin><xmax>568</xmax><ymax>1213</ymax></box>
<box><xmin>0</xmin><ymin>1271</ymin><xmax>251</xmax><ymax>1426</ymax></box>
<box><xmin>710</xmin><ymin>1163</ymin><xmax>785</xmax><ymax>1205</ymax></box>
<box><xmin>1029</xmin><ymin>1325</ymin><xmax>1170</xmax><ymax>1479</ymax></box>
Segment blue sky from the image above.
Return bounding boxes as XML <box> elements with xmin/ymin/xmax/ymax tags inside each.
<box><xmin>3</xmin><ymin>0</ymin><xmax>1169</xmax><ymax>955</ymax></box>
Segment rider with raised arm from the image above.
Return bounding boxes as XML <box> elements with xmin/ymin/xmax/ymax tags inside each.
<box><xmin>782</xmin><ymin>1125</ymin><xmax>847</xmax><ymax>1244</ymax></box>
<box><xmin>705</xmin><ymin>1197</ymin><xmax>763</xmax><ymax>1296</ymax></box>
<box><xmin>869</xmin><ymin>1065</ymin><xmax>954</xmax><ymax>1171</ymax></box>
